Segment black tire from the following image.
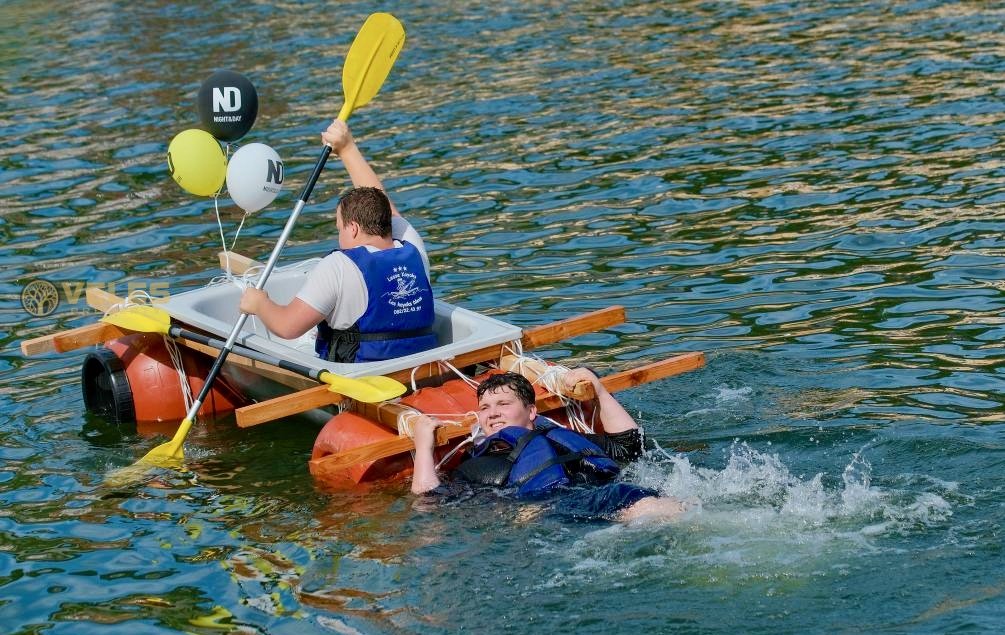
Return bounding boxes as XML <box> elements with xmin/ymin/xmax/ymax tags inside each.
<box><xmin>81</xmin><ymin>346</ymin><xmax>136</xmax><ymax>426</ymax></box>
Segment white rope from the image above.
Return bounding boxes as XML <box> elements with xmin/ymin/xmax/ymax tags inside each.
<box><xmin>437</xmin><ymin>358</ymin><xmax>480</xmax><ymax>389</ymax></box>
<box><xmin>395</xmin><ymin>407</ymin><xmax>482</xmax><ymax>471</ymax></box>
<box><xmin>162</xmin><ymin>335</ymin><xmax>195</xmax><ymax>415</ymax></box>
<box><xmin>409</xmin><ymin>365</ymin><xmax>422</xmax><ymax>393</ymax></box>
<box><xmin>501</xmin><ymin>338</ymin><xmax>524</xmax><ymax>359</ymax></box>
<box><xmin>96</xmin><ymin>288</ymin><xmax>197</xmax><ymax>419</ymax></box>
<box><xmin>101</xmin><ymin>288</ymin><xmax>157</xmax><ymax>316</ymax></box>
<box><xmin>435</xmin><ymin>429</ymin><xmax>479</xmax><ymax>471</ymax></box>
<box><xmin>495</xmin><ymin>347</ymin><xmax>594</xmax><ymax>435</ymax></box>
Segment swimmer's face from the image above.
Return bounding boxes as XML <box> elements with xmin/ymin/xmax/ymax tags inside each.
<box><xmin>477</xmin><ymin>385</ymin><xmax>536</xmax><ymax>435</ymax></box>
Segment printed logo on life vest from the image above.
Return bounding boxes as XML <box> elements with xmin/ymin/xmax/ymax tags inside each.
<box><xmin>265</xmin><ymin>159</ymin><xmax>284</xmax><ymax>193</ymax></box>
<box><xmin>212</xmin><ymin>87</ymin><xmax>243</xmax><ymax>122</ymax></box>
<box><xmin>383</xmin><ymin>266</ymin><xmax>424</xmax><ymax>315</ymax></box>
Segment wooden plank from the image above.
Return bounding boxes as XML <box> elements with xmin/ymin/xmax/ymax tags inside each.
<box><xmin>233</xmin><ymin>306</ymin><xmax>627</xmax><ymax>428</ymax></box>
<box><xmin>308</xmin><ymin>351</ymin><xmax>706</xmax><ymax>475</ymax></box>
<box><xmin>598</xmin><ymin>351</ymin><xmax>705</xmax><ymax>393</ymax></box>
<box><xmin>218</xmin><ymin>251</ymin><xmax>260</xmax><ymax>275</ymax></box>
<box><xmin>236</xmin><ymin>385</ymin><xmax>334</xmax><ymax>427</ymax></box>
<box><xmin>520</xmin><ymin>305</ymin><xmax>626</xmax><ymax>348</ymax></box>
<box><xmin>20</xmin><ymin>322</ymin><xmax>133</xmax><ymax>356</ymax></box>
<box><xmin>534</xmin><ymin>351</ymin><xmax>706</xmax><ymax>412</ymax></box>
<box><xmin>235</xmin><ymin>384</ymin><xmax>345</xmax><ymax>428</ymax></box>
<box><xmin>21</xmin><ymin>286</ymin><xmax>154</xmax><ymax>356</ymax></box>
<box><xmin>310</xmin><ymin>420</ymin><xmax>477</xmax><ymax>481</ymax></box>
<box><xmin>86</xmin><ymin>286</ymin><xmax>123</xmax><ymax>312</ymax></box>
<box><xmin>174</xmin><ymin>338</ymin><xmax>317</xmax><ymax>392</ymax></box>
<box><xmin>348</xmin><ymin>401</ymin><xmax>417</xmax><ymax>432</ymax></box>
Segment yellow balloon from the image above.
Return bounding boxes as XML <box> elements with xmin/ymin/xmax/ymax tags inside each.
<box><xmin>167</xmin><ymin>129</ymin><xmax>227</xmax><ymax>196</ymax></box>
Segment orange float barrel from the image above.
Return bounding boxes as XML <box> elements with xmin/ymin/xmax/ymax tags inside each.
<box><xmin>81</xmin><ymin>333</ymin><xmax>246</xmax><ymax>426</ymax></box>
<box><xmin>310</xmin><ymin>375</ymin><xmax>483</xmax><ymax>487</ymax></box>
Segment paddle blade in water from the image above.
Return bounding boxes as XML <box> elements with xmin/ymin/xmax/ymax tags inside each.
<box><xmin>135</xmin><ymin>417</ymin><xmax>191</xmax><ymax>467</ymax></box>
<box><xmin>100</xmin><ymin>305</ymin><xmax>172</xmax><ymax>335</ymax></box>
<box><xmin>103</xmin><ymin>418</ymin><xmax>190</xmax><ymax>486</ymax></box>
<box><xmin>339</xmin><ymin>12</ymin><xmax>405</xmax><ymax>120</ymax></box>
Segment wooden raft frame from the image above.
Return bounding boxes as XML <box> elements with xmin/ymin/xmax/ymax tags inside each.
<box><xmin>18</xmin><ymin>250</ymin><xmax>707</xmax><ymax>480</ymax></box>
<box><xmin>308</xmin><ymin>351</ymin><xmax>706</xmax><ymax>481</ymax></box>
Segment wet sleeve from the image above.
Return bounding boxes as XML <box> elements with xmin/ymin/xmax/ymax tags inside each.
<box><xmin>585</xmin><ymin>428</ymin><xmax>644</xmax><ymax>465</ymax></box>
<box><xmin>415</xmin><ymin>480</ymin><xmax>473</xmax><ymax>503</ymax></box>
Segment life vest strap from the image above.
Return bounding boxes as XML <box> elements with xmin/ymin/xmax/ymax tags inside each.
<box><xmin>352</xmin><ymin>325</ymin><xmax>434</xmax><ymax>342</ymax></box>
<box><xmin>510</xmin><ymin>451</ymin><xmax>585</xmax><ymax>488</ymax></box>
<box><xmin>506</xmin><ymin>428</ymin><xmax>546</xmax><ymax>462</ymax></box>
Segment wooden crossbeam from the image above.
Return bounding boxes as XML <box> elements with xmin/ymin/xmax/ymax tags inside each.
<box><xmin>20</xmin><ymin>286</ymin><xmax>136</xmax><ymax>356</ymax></box>
<box><xmin>175</xmin><ymin>337</ymin><xmax>317</xmax><ymax>392</ymax></box>
<box><xmin>532</xmin><ymin>351</ymin><xmax>705</xmax><ymax>412</ymax></box>
<box><xmin>218</xmin><ymin>251</ymin><xmax>260</xmax><ymax>275</ymax></box>
<box><xmin>20</xmin><ymin>322</ymin><xmax>133</xmax><ymax>356</ymax></box>
<box><xmin>86</xmin><ymin>286</ymin><xmax>120</xmax><ymax>312</ymax></box>
<box><xmin>19</xmin><ymin>287</ymin><xmax>156</xmax><ymax>357</ymax></box>
<box><xmin>309</xmin><ymin>351</ymin><xmax>706</xmax><ymax>476</ymax></box>
<box><xmin>521</xmin><ymin>305</ymin><xmax>626</xmax><ymax>348</ymax></box>
<box><xmin>498</xmin><ymin>354</ymin><xmax>595</xmax><ymax>401</ymax></box>
<box><xmin>309</xmin><ymin>419</ymin><xmax>476</xmax><ymax>482</ymax></box>
<box><xmin>234</xmin><ymin>305</ymin><xmax>627</xmax><ymax>427</ymax></box>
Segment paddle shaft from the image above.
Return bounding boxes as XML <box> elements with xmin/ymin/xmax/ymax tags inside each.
<box><xmin>171</xmin><ymin>326</ymin><xmax>325</xmax><ymax>382</ymax></box>
<box><xmin>184</xmin><ymin>147</ymin><xmax>332</xmax><ymax>421</ymax></box>
<box><xmin>179</xmin><ymin>13</ymin><xmax>405</xmax><ymax>420</ymax></box>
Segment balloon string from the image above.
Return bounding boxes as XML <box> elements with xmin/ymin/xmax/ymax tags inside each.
<box><xmin>214</xmin><ymin>142</ymin><xmax>250</xmax><ymax>282</ymax></box>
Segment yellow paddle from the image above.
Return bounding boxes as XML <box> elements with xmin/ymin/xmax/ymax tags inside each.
<box><xmin>339</xmin><ymin>13</ymin><xmax>405</xmax><ymax>121</ymax></box>
<box><xmin>100</xmin><ymin>306</ymin><xmax>406</xmax><ymax>403</ymax></box>
<box><xmin>130</xmin><ymin>13</ymin><xmax>406</xmax><ymax>469</ymax></box>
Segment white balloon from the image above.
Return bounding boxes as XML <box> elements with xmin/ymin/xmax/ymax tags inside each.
<box><xmin>225</xmin><ymin>142</ymin><xmax>284</xmax><ymax>213</ymax></box>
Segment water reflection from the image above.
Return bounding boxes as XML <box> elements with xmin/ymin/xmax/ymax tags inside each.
<box><xmin>3</xmin><ymin>0</ymin><xmax>1005</xmax><ymax>632</ymax></box>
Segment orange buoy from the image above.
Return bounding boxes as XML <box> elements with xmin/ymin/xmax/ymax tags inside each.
<box><xmin>81</xmin><ymin>333</ymin><xmax>246</xmax><ymax>426</ymax></box>
<box><xmin>311</xmin><ymin>374</ymin><xmax>484</xmax><ymax>487</ymax></box>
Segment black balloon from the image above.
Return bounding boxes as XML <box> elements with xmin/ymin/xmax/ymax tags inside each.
<box><xmin>197</xmin><ymin>70</ymin><xmax>258</xmax><ymax>142</ymax></box>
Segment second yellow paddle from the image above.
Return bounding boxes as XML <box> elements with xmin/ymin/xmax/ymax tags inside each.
<box><xmin>100</xmin><ymin>305</ymin><xmax>406</xmax><ymax>403</ymax></box>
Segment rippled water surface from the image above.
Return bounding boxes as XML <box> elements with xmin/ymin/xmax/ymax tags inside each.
<box><xmin>3</xmin><ymin>1</ymin><xmax>1005</xmax><ymax>633</ymax></box>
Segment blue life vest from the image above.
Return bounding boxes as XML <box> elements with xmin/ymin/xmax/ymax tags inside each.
<box><xmin>460</xmin><ymin>418</ymin><xmax>621</xmax><ymax>498</ymax></box>
<box><xmin>314</xmin><ymin>240</ymin><xmax>436</xmax><ymax>363</ymax></box>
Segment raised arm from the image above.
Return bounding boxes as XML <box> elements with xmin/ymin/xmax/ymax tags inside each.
<box><xmin>322</xmin><ymin>119</ymin><xmax>401</xmax><ymax>217</ymax></box>
<box><xmin>563</xmin><ymin>368</ymin><xmax>639</xmax><ymax>434</ymax></box>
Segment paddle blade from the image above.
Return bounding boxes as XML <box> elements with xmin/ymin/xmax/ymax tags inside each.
<box><xmin>339</xmin><ymin>12</ymin><xmax>405</xmax><ymax>120</ymax></box>
<box><xmin>318</xmin><ymin>372</ymin><xmax>406</xmax><ymax>403</ymax></box>
<box><xmin>103</xmin><ymin>417</ymin><xmax>190</xmax><ymax>486</ymax></box>
<box><xmin>137</xmin><ymin>417</ymin><xmax>191</xmax><ymax>467</ymax></box>
<box><xmin>100</xmin><ymin>305</ymin><xmax>171</xmax><ymax>335</ymax></box>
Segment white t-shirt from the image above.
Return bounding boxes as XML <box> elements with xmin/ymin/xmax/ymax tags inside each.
<box><xmin>296</xmin><ymin>216</ymin><xmax>430</xmax><ymax>328</ymax></box>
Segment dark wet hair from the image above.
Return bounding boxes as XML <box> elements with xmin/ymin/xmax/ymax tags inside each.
<box><xmin>476</xmin><ymin>372</ymin><xmax>535</xmax><ymax>407</ymax></box>
<box><xmin>337</xmin><ymin>186</ymin><xmax>392</xmax><ymax>238</ymax></box>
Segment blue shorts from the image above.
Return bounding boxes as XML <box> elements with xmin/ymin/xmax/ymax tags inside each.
<box><xmin>551</xmin><ymin>483</ymin><xmax>659</xmax><ymax>522</ymax></box>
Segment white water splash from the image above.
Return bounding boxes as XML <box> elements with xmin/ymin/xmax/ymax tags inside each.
<box><xmin>683</xmin><ymin>384</ymin><xmax>754</xmax><ymax>418</ymax></box>
<box><xmin>542</xmin><ymin>443</ymin><xmax>956</xmax><ymax>585</ymax></box>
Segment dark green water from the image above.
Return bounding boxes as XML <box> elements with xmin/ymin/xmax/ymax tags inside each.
<box><xmin>3</xmin><ymin>1</ymin><xmax>1005</xmax><ymax>633</ymax></box>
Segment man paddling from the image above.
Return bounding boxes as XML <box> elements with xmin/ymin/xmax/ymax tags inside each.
<box><xmin>410</xmin><ymin>369</ymin><xmax>690</xmax><ymax>523</ymax></box>
<box><xmin>240</xmin><ymin>120</ymin><xmax>437</xmax><ymax>363</ymax></box>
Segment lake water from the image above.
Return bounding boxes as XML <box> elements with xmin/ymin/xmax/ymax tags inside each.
<box><xmin>3</xmin><ymin>1</ymin><xmax>1005</xmax><ymax>633</ymax></box>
